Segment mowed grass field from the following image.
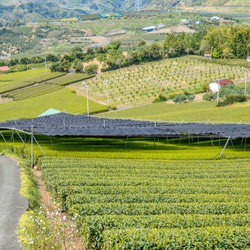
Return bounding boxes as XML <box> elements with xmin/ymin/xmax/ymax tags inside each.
<box><xmin>99</xmin><ymin>101</ymin><xmax>250</xmax><ymax>123</ymax></box>
<box><xmin>0</xmin><ymin>88</ymin><xmax>107</xmax><ymax>121</ymax></box>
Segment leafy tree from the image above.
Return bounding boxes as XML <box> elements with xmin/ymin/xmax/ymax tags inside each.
<box><xmin>8</xmin><ymin>59</ymin><xmax>19</xmax><ymax>66</ymax></box>
<box><xmin>138</xmin><ymin>40</ymin><xmax>146</xmax><ymax>46</ymax></box>
<box><xmin>96</xmin><ymin>53</ymin><xmax>107</xmax><ymax>62</ymax></box>
<box><xmin>222</xmin><ymin>47</ymin><xmax>234</xmax><ymax>59</ymax></box>
<box><xmin>127</xmin><ymin>51</ymin><xmax>139</xmax><ymax>64</ymax></box>
<box><xmin>46</xmin><ymin>54</ymin><xmax>59</xmax><ymax>62</ymax></box>
<box><xmin>71</xmin><ymin>46</ymin><xmax>84</xmax><ymax>60</ymax></box>
<box><xmin>86</xmin><ymin>63</ymin><xmax>98</xmax><ymax>75</ymax></box>
<box><xmin>20</xmin><ymin>57</ymin><xmax>29</xmax><ymax>64</ymax></box>
<box><xmin>148</xmin><ymin>42</ymin><xmax>161</xmax><ymax>60</ymax></box>
<box><xmin>202</xmin><ymin>25</ymin><xmax>250</xmax><ymax>59</ymax></box>
<box><xmin>86</xmin><ymin>47</ymin><xmax>94</xmax><ymax>55</ymax></box>
<box><xmin>74</xmin><ymin>61</ymin><xmax>83</xmax><ymax>73</ymax></box>
<box><xmin>212</xmin><ymin>48</ymin><xmax>220</xmax><ymax>59</ymax></box>
<box><xmin>110</xmin><ymin>40</ymin><xmax>121</xmax><ymax>50</ymax></box>
<box><xmin>71</xmin><ymin>46</ymin><xmax>82</xmax><ymax>54</ymax></box>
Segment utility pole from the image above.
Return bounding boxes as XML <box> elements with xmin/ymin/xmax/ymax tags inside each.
<box><xmin>43</xmin><ymin>57</ymin><xmax>47</xmax><ymax>74</ymax></box>
<box><xmin>217</xmin><ymin>79</ymin><xmax>220</xmax><ymax>106</ymax></box>
<box><xmin>210</xmin><ymin>47</ymin><xmax>213</xmax><ymax>61</ymax></box>
<box><xmin>82</xmin><ymin>82</ymin><xmax>89</xmax><ymax>117</ymax></box>
<box><xmin>104</xmin><ymin>80</ymin><xmax>109</xmax><ymax>109</ymax></box>
<box><xmin>242</xmin><ymin>67</ymin><xmax>248</xmax><ymax>96</ymax></box>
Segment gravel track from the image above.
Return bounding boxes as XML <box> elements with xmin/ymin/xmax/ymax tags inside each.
<box><xmin>0</xmin><ymin>156</ymin><xmax>28</xmax><ymax>250</ymax></box>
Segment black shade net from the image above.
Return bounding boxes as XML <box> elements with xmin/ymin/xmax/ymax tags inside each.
<box><xmin>0</xmin><ymin>113</ymin><xmax>250</xmax><ymax>139</ymax></box>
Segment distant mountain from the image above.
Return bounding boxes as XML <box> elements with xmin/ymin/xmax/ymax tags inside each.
<box><xmin>0</xmin><ymin>0</ymin><xmax>248</xmax><ymax>24</ymax></box>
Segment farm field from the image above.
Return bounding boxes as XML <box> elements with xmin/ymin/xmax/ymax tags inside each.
<box><xmin>41</xmin><ymin>157</ymin><xmax>250</xmax><ymax>249</ymax></box>
<box><xmin>71</xmin><ymin>56</ymin><xmax>247</xmax><ymax>107</ymax></box>
<box><xmin>3</xmin><ymin>83</ymin><xmax>63</xmax><ymax>100</ymax></box>
<box><xmin>77</xmin><ymin>16</ymin><xmax>181</xmax><ymax>37</ymax></box>
<box><xmin>0</xmin><ymin>88</ymin><xmax>107</xmax><ymax>121</ymax></box>
<box><xmin>99</xmin><ymin>101</ymin><xmax>250</xmax><ymax>123</ymax></box>
<box><xmin>47</xmin><ymin>73</ymin><xmax>93</xmax><ymax>86</ymax></box>
<box><xmin>1</xmin><ymin>129</ymin><xmax>250</xmax><ymax>248</ymax></box>
<box><xmin>3</xmin><ymin>73</ymin><xmax>93</xmax><ymax>101</ymax></box>
<box><xmin>0</xmin><ymin>69</ymin><xmax>65</xmax><ymax>94</ymax></box>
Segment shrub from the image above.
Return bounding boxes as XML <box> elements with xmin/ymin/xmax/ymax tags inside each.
<box><xmin>169</xmin><ymin>93</ymin><xmax>177</xmax><ymax>99</ymax></box>
<box><xmin>187</xmin><ymin>94</ymin><xmax>195</xmax><ymax>101</ymax></box>
<box><xmin>173</xmin><ymin>94</ymin><xmax>187</xmax><ymax>103</ymax></box>
<box><xmin>217</xmin><ymin>94</ymin><xmax>247</xmax><ymax>107</ymax></box>
<box><xmin>203</xmin><ymin>92</ymin><xmax>217</xmax><ymax>101</ymax></box>
<box><xmin>223</xmin><ymin>94</ymin><xmax>238</xmax><ymax>105</ymax></box>
<box><xmin>86</xmin><ymin>64</ymin><xmax>98</xmax><ymax>75</ymax></box>
<box><xmin>153</xmin><ymin>93</ymin><xmax>168</xmax><ymax>103</ymax></box>
<box><xmin>202</xmin><ymin>84</ymin><xmax>209</xmax><ymax>92</ymax></box>
<box><xmin>236</xmin><ymin>94</ymin><xmax>247</xmax><ymax>103</ymax></box>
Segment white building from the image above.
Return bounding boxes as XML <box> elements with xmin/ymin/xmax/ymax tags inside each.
<box><xmin>142</xmin><ymin>26</ymin><xmax>157</xmax><ymax>32</ymax></box>
<box><xmin>209</xmin><ymin>78</ymin><xmax>234</xmax><ymax>93</ymax></box>
<box><xmin>211</xmin><ymin>16</ymin><xmax>220</xmax><ymax>21</ymax></box>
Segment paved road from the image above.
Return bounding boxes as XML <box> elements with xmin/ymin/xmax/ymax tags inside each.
<box><xmin>0</xmin><ymin>156</ymin><xmax>28</xmax><ymax>250</ymax></box>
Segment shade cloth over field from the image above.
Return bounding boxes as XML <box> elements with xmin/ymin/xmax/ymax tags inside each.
<box><xmin>0</xmin><ymin>113</ymin><xmax>250</xmax><ymax>139</ymax></box>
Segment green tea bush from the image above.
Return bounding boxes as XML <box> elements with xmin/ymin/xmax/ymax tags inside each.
<box><xmin>40</xmin><ymin>157</ymin><xmax>250</xmax><ymax>249</ymax></box>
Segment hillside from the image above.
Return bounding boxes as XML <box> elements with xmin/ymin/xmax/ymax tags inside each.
<box><xmin>0</xmin><ymin>0</ymin><xmax>249</xmax><ymax>25</ymax></box>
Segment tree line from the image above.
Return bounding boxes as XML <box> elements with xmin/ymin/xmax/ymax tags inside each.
<box><xmin>1</xmin><ymin>24</ymin><xmax>249</xmax><ymax>74</ymax></box>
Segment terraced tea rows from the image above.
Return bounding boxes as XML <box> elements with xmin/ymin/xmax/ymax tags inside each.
<box><xmin>41</xmin><ymin>158</ymin><xmax>250</xmax><ymax>249</ymax></box>
<box><xmin>3</xmin><ymin>83</ymin><xmax>62</xmax><ymax>100</ymax></box>
<box><xmin>0</xmin><ymin>70</ymin><xmax>65</xmax><ymax>94</ymax></box>
<box><xmin>47</xmin><ymin>73</ymin><xmax>93</xmax><ymax>86</ymax></box>
<box><xmin>1</xmin><ymin>73</ymin><xmax>93</xmax><ymax>101</ymax></box>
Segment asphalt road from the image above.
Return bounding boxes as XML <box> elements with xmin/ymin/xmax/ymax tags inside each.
<box><xmin>0</xmin><ymin>156</ymin><xmax>28</xmax><ymax>250</ymax></box>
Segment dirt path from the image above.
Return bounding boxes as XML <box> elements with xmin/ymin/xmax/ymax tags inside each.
<box><xmin>32</xmin><ymin>168</ymin><xmax>85</xmax><ymax>249</ymax></box>
<box><xmin>0</xmin><ymin>156</ymin><xmax>28</xmax><ymax>250</ymax></box>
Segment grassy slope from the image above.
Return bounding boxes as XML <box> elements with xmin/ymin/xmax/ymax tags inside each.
<box><xmin>98</xmin><ymin>101</ymin><xmax>250</xmax><ymax>123</ymax></box>
<box><xmin>0</xmin><ymin>88</ymin><xmax>107</xmax><ymax>121</ymax></box>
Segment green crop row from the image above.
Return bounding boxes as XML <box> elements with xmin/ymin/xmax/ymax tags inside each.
<box><xmin>77</xmin><ymin>214</ymin><xmax>250</xmax><ymax>247</ymax></box>
<box><xmin>68</xmin><ymin>202</ymin><xmax>250</xmax><ymax>216</ymax></box>
<box><xmin>47</xmin><ymin>73</ymin><xmax>93</xmax><ymax>86</ymax></box>
<box><xmin>102</xmin><ymin>226</ymin><xmax>250</xmax><ymax>249</ymax></box>
<box><xmin>28</xmin><ymin>72</ymin><xmax>66</xmax><ymax>83</ymax></box>
<box><xmin>40</xmin><ymin>157</ymin><xmax>250</xmax><ymax>248</ymax></box>
<box><xmin>0</xmin><ymin>69</ymin><xmax>63</xmax><ymax>94</ymax></box>
<box><xmin>66</xmin><ymin>193</ymin><xmax>250</xmax><ymax>206</ymax></box>
<box><xmin>3</xmin><ymin>83</ymin><xmax>62</xmax><ymax>100</ymax></box>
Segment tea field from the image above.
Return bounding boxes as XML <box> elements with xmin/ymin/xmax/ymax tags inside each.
<box><xmin>41</xmin><ymin>157</ymin><xmax>250</xmax><ymax>249</ymax></box>
<box><xmin>0</xmin><ymin>69</ymin><xmax>65</xmax><ymax>94</ymax></box>
<box><xmin>99</xmin><ymin>101</ymin><xmax>250</xmax><ymax>123</ymax></box>
<box><xmin>2</xmin><ymin>73</ymin><xmax>93</xmax><ymax>101</ymax></box>
<box><xmin>0</xmin><ymin>88</ymin><xmax>107</xmax><ymax>121</ymax></box>
<box><xmin>72</xmin><ymin>56</ymin><xmax>246</xmax><ymax>106</ymax></box>
<box><xmin>1</xmin><ymin>130</ymin><xmax>250</xmax><ymax>248</ymax></box>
